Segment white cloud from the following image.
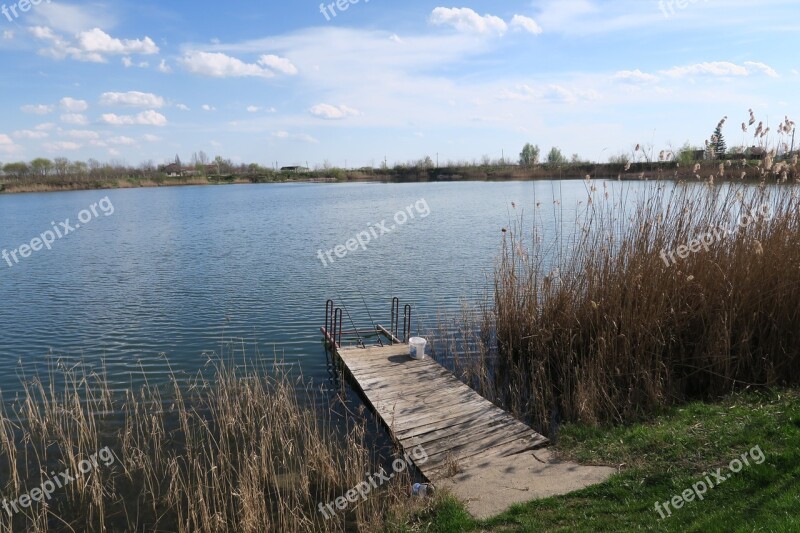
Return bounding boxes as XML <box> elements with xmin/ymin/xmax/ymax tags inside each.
<box><xmin>246</xmin><ymin>105</ymin><xmax>261</xmax><ymax>112</ymax></box>
<box><xmin>499</xmin><ymin>83</ymin><xmax>599</xmax><ymax>104</ymax></box>
<box><xmin>65</xmin><ymin>130</ymin><xmax>100</xmax><ymax>139</ymax></box>
<box><xmin>613</xmin><ymin>69</ymin><xmax>660</xmax><ymax>83</ymax></box>
<box><xmin>258</xmin><ymin>54</ymin><xmax>298</xmax><ymax>75</ymax></box>
<box><xmin>201</xmin><ymin>104</ymin><xmax>216</xmax><ymax>111</ymax></box>
<box><xmin>77</xmin><ymin>28</ymin><xmax>158</xmax><ymax>56</ymax></box>
<box><xmin>60</xmin><ymin>97</ymin><xmax>89</xmax><ymax>112</ymax></box>
<box><xmin>44</xmin><ymin>141</ymin><xmax>81</xmax><ymax>151</ymax></box>
<box><xmin>176</xmin><ymin>104</ymin><xmax>190</xmax><ymax>111</ymax></box>
<box><xmin>61</xmin><ymin>113</ymin><xmax>89</xmax><ymax>125</ymax></box>
<box><xmin>510</xmin><ymin>15</ymin><xmax>543</xmax><ymax>35</ymax></box>
<box><xmin>180</xmin><ymin>51</ymin><xmax>273</xmax><ymax>78</ymax></box>
<box><xmin>122</xmin><ymin>57</ymin><xmax>150</xmax><ymax>68</ymax></box>
<box><xmin>142</xmin><ymin>134</ymin><xmax>161</xmax><ymax>142</ymax></box>
<box><xmin>3</xmin><ymin>30</ymin><xmax>13</xmax><ymax>40</ymax></box>
<box><xmin>157</xmin><ymin>59</ymin><xmax>172</xmax><ymax>73</ymax></box>
<box><xmin>662</xmin><ymin>62</ymin><xmax>748</xmax><ymax>77</ymax></box>
<box><xmin>30</xmin><ymin>26</ymin><xmax>158</xmax><ymax>63</ymax></box>
<box><xmin>430</xmin><ymin>7</ymin><xmax>507</xmax><ymax>36</ymax></box>
<box><xmin>21</xmin><ymin>104</ymin><xmax>55</xmax><ymax>115</ymax></box>
<box><xmin>309</xmin><ymin>103</ymin><xmax>361</xmax><ymax>120</ymax></box>
<box><xmin>100</xmin><ymin>110</ymin><xmax>168</xmax><ymax>126</ymax></box>
<box><xmin>0</xmin><ymin>134</ymin><xmax>23</xmax><ymax>155</ymax></box>
<box><xmin>100</xmin><ymin>91</ymin><xmax>165</xmax><ymax>108</ymax></box>
<box><xmin>13</xmin><ymin>130</ymin><xmax>49</xmax><ymax>139</ymax></box>
<box><xmin>271</xmin><ymin>131</ymin><xmax>319</xmax><ymax>143</ymax></box>
<box><xmin>108</xmin><ymin>136</ymin><xmax>136</xmax><ymax>145</ymax></box>
<box><xmin>35</xmin><ymin>123</ymin><xmax>56</xmax><ymax>131</ymax></box>
<box><xmin>743</xmin><ymin>61</ymin><xmax>779</xmax><ymax>77</ymax></box>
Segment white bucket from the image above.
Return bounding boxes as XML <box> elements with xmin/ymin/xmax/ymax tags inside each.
<box><xmin>409</xmin><ymin>337</ymin><xmax>427</xmax><ymax>360</ymax></box>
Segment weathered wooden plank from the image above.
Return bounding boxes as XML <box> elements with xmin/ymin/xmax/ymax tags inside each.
<box><xmin>332</xmin><ymin>343</ymin><xmax>548</xmax><ymax>483</ymax></box>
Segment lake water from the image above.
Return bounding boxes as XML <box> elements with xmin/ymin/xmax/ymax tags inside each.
<box><xmin>0</xmin><ymin>180</ymin><xmax>614</xmax><ymax>402</ymax></box>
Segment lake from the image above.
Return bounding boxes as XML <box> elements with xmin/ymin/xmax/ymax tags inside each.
<box><xmin>0</xmin><ymin>180</ymin><xmax>610</xmax><ymax>402</ymax></box>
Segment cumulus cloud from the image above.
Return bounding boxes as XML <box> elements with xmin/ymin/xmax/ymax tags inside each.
<box><xmin>107</xmin><ymin>136</ymin><xmax>136</xmax><ymax>145</ymax></box>
<box><xmin>743</xmin><ymin>61</ymin><xmax>779</xmax><ymax>77</ymax></box>
<box><xmin>29</xmin><ymin>26</ymin><xmax>158</xmax><ymax>63</ymax></box>
<box><xmin>60</xmin><ymin>97</ymin><xmax>89</xmax><ymax>112</ymax></box>
<box><xmin>13</xmin><ymin>130</ymin><xmax>49</xmax><ymax>139</ymax></box>
<box><xmin>0</xmin><ymin>134</ymin><xmax>15</xmax><ymax>144</ymax></box>
<box><xmin>100</xmin><ymin>91</ymin><xmax>165</xmax><ymax>108</ymax></box>
<box><xmin>258</xmin><ymin>54</ymin><xmax>298</xmax><ymax>75</ymax></box>
<box><xmin>142</xmin><ymin>134</ymin><xmax>161</xmax><ymax>142</ymax></box>
<box><xmin>180</xmin><ymin>51</ymin><xmax>274</xmax><ymax>78</ymax></box>
<box><xmin>21</xmin><ymin>104</ymin><xmax>55</xmax><ymax>115</ymax></box>
<box><xmin>309</xmin><ymin>103</ymin><xmax>361</xmax><ymax>120</ymax></box>
<box><xmin>176</xmin><ymin>104</ymin><xmax>190</xmax><ymax>111</ymax></box>
<box><xmin>660</xmin><ymin>61</ymin><xmax>772</xmax><ymax>78</ymax></box>
<box><xmin>246</xmin><ymin>105</ymin><xmax>261</xmax><ymax>113</ymax></box>
<box><xmin>271</xmin><ymin>131</ymin><xmax>319</xmax><ymax>143</ymax></box>
<box><xmin>201</xmin><ymin>104</ymin><xmax>216</xmax><ymax>111</ymax></box>
<box><xmin>613</xmin><ymin>69</ymin><xmax>660</xmax><ymax>83</ymax></box>
<box><xmin>61</xmin><ymin>113</ymin><xmax>89</xmax><ymax>125</ymax></box>
<box><xmin>430</xmin><ymin>7</ymin><xmax>508</xmax><ymax>36</ymax></box>
<box><xmin>157</xmin><ymin>59</ymin><xmax>173</xmax><ymax>73</ymax></box>
<box><xmin>100</xmin><ymin>110</ymin><xmax>168</xmax><ymax>126</ymax></box>
<box><xmin>499</xmin><ymin>83</ymin><xmax>599</xmax><ymax>104</ymax></box>
<box><xmin>44</xmin><ymin>141</ymin><xmax>82</xmax><ymax>151</ymax></box>
<box><xmin>65</xmin><ymin>130</ymin><xmax>100</xmax><ymax>139</ymax></box>
<box><xmin>510</xmin><ymin>15</ymin><xmax>543</xmax><ymax>35</ymax></box>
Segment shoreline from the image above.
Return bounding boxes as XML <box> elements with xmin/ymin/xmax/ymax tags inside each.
<box><xmin>0</xmin><ymin>163</ymin><xmax>789</xmax><ymax>196</ymax></box>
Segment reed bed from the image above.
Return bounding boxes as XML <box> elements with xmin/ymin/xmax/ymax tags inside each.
<box><xmin>0</xmin><ymin>353</ymin><xmax>419</xmax><ymax>532</ymax></box>
<box><xmin>430</xmin><ymin>181</ymin><xmax>800</xmax><ymax>436</ymax></box>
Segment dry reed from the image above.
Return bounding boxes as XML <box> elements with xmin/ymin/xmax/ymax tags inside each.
<box><xmin>430</xmin><ymin>181</ymin><xmax>800</xmax><ymax>436</ymax></box>
<box><xmin>0</xmin><ymin>351</ymin><xmax>422</xmax><ymax>532</ymax></box>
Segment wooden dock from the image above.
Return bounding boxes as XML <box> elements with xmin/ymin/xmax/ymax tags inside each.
<box><xmin>333</xmin><ymin>342</ymin><xmax>549</xmax><ymax>481</ymax></box>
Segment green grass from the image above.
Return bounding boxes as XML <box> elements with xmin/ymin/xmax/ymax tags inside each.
<box><xmin>399</xmin><ymin>389</ymin><xmax>800</xmax><ymax>532</ymax></box>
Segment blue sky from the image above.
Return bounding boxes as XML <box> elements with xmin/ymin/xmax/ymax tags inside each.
<box><xmin>0</xmin><ymin>0</ymin><xmax>798</xmax><ymax>168</ymax></box>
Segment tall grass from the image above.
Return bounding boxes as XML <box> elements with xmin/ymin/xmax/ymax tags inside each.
<box><xmin>0</xmin><ymin>353</ymin><xmax>419</xmax><ymax>532</ymax></box>
<box><xmin>432</xmin><ymin>181</ymin><xmax>800</xmax><ymax>436</ymax></box>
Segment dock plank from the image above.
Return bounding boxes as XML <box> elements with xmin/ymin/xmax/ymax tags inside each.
<box><xmin>333</xmin><ymin>342</ymin><xmax>548</xmax><ymax>483</ymax></box>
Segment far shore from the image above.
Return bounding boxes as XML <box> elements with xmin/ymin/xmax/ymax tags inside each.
<box><xmin>0</xmin><ymin>161</ymin><xmax>788</xmax><ymax>195</ymax></box>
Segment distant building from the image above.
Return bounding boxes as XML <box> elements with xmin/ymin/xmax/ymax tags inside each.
<box><xmin>159</xmin><ymin>164</ymin><xmax>217</xmax><ymax>177</ymax></box>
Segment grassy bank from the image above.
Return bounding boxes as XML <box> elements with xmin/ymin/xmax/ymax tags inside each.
<box><xmin>0</xmin><ymin>355</ymin><xmax>431</xmax><ymax>532</ymax></box>
<box><xmin>406</xmin><ymin>388</ymin><xmax>800</xmax><ymax>532</ymax></box>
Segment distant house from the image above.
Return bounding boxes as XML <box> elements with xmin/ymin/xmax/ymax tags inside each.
<box><xmin>160</xmin><ymin>163</ymin><xmax>183</xmax><ymax>177</ymax></box>
<box><xmin>746</xmin><ymin>147</ymin><xmax>767</xmax><ymax>161</ymax></box>
<box><xmin>159</xmin><ymin>164</ymin><xmax>217</xmax><ymax>177</ymax></box>
<box><xmin>280</xmin><ymin>166</ymin><xmax>310</xmax><ymax>173</ymax></box>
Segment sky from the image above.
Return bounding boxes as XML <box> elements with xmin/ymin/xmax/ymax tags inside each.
<box><xmin>0</xmin><ymin>0</ymin><xmax>798</xmax><ymax>168</ymax></box>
